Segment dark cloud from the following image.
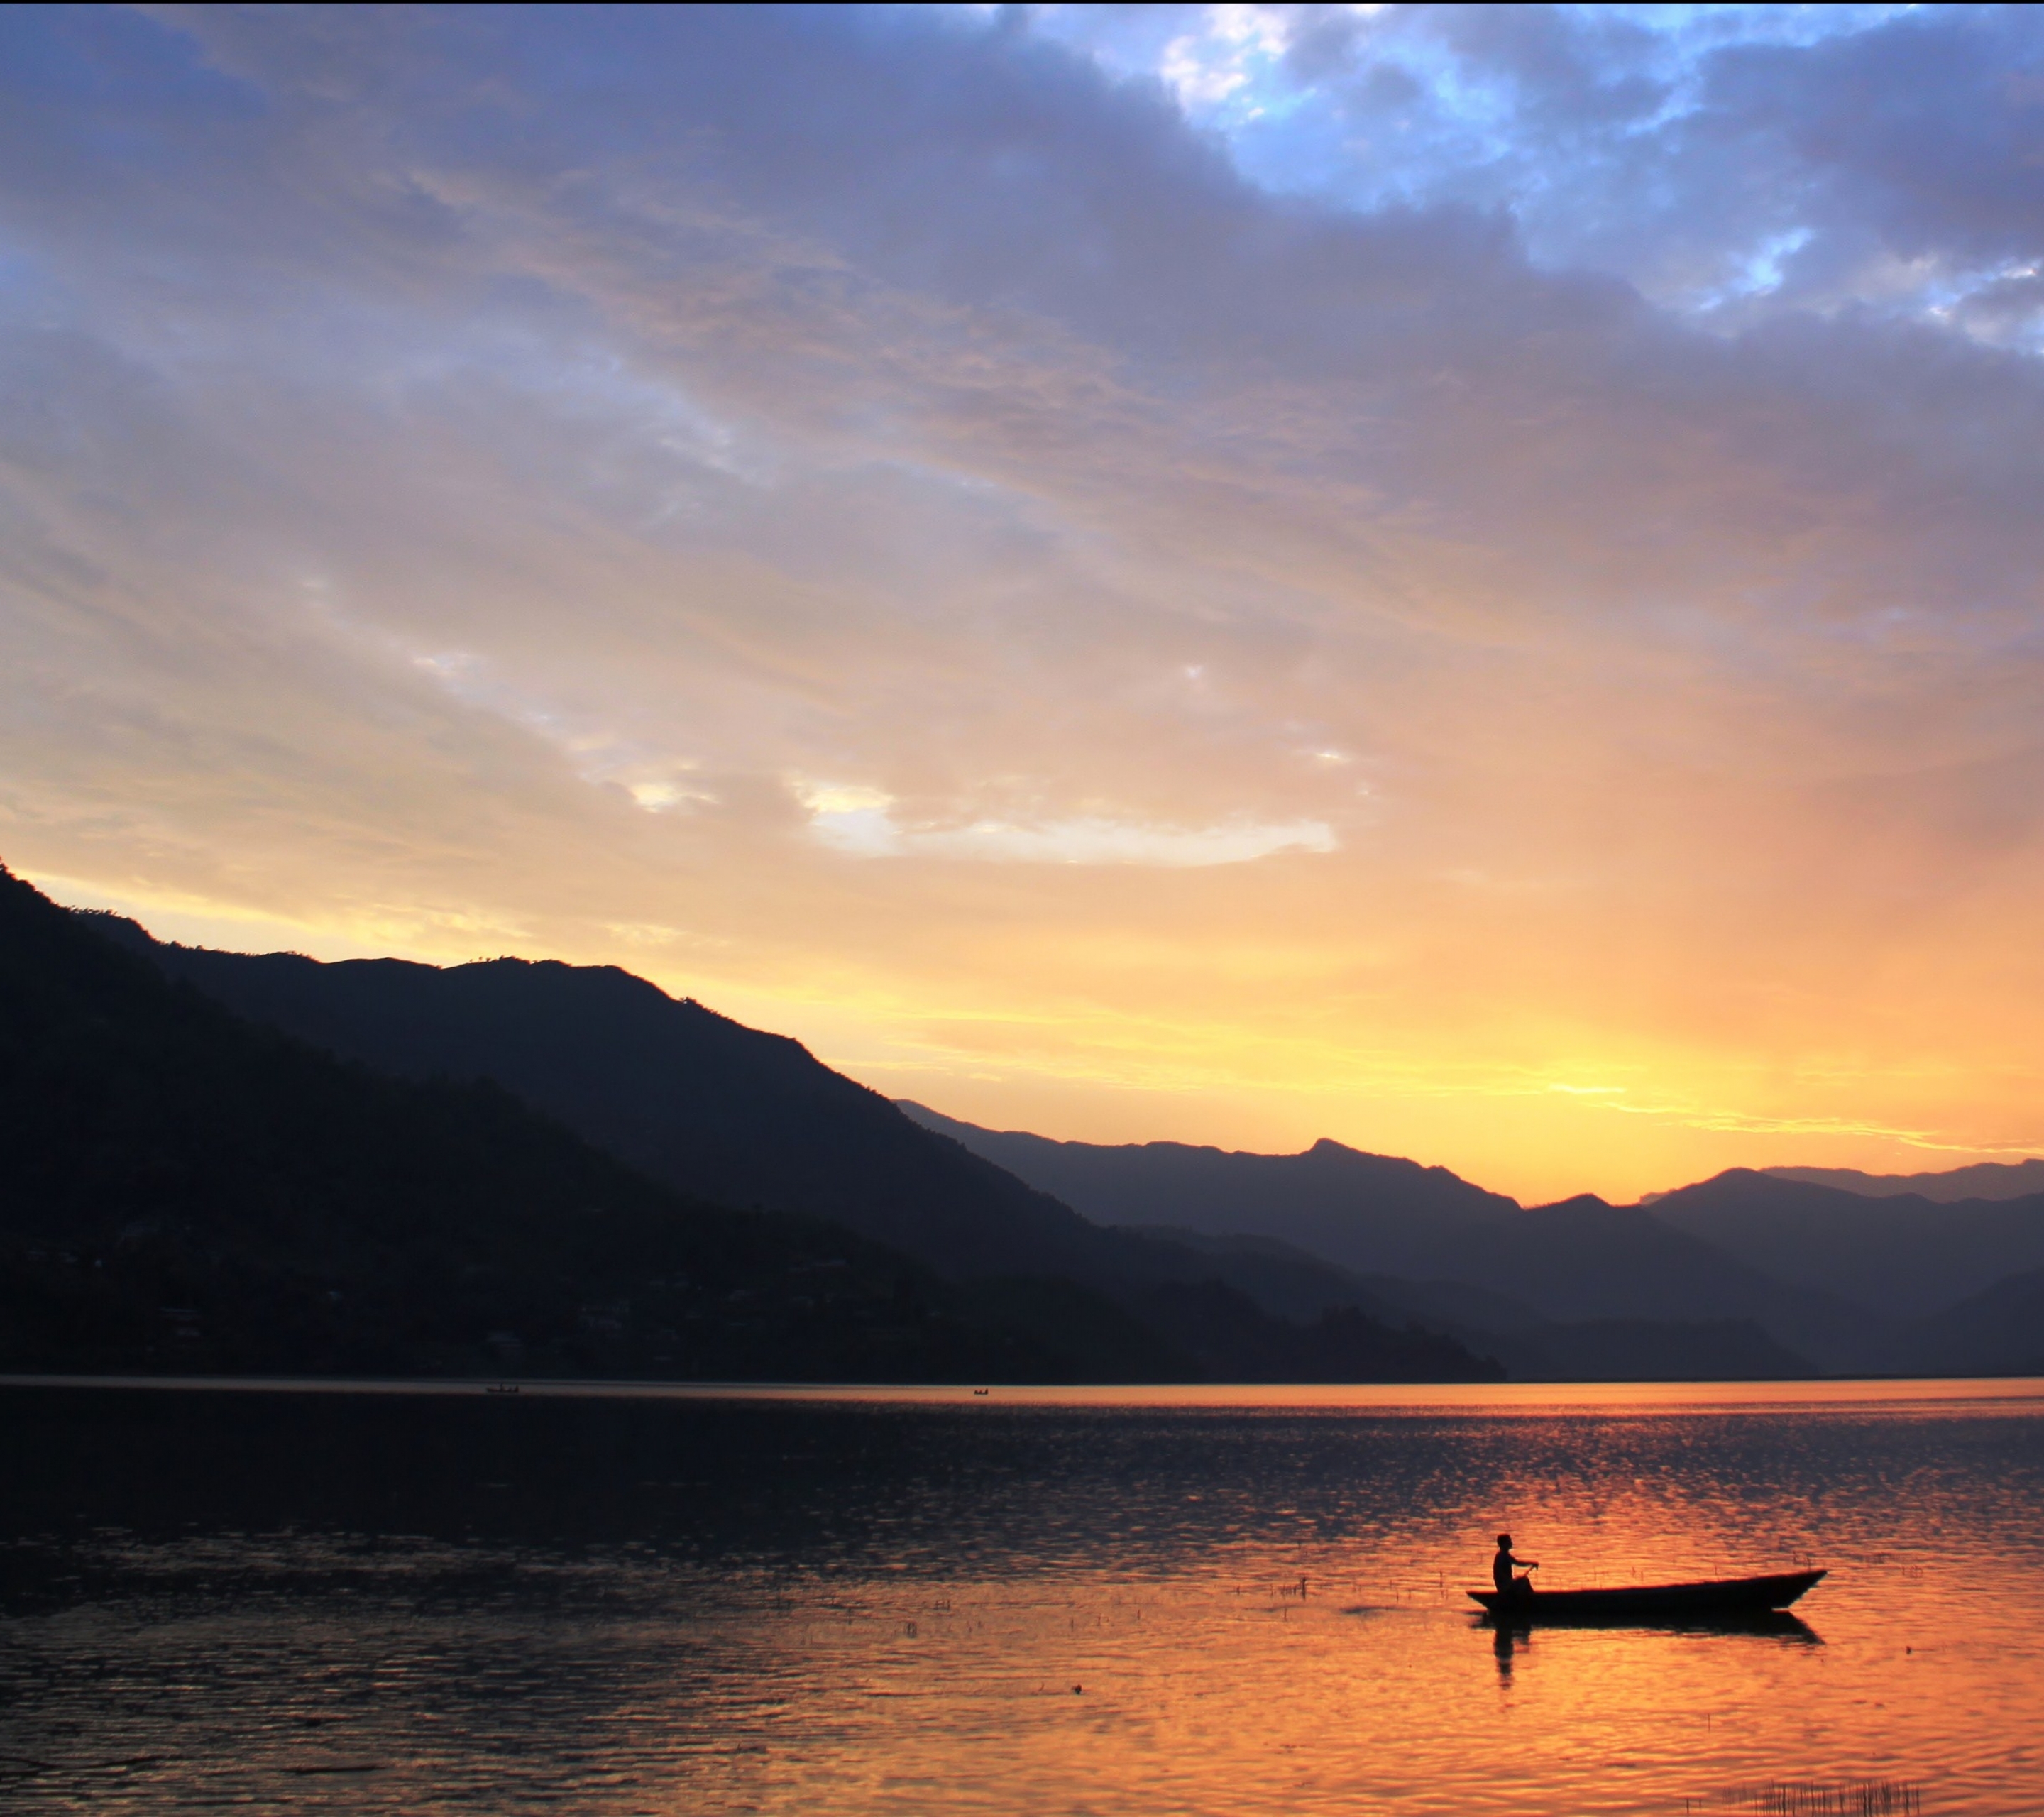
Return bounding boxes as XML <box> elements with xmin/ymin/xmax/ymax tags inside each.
<box><xmin>1699</xmin><ymin>7</ymin><xmax>2044</xmax><ymax>269</ymax></box>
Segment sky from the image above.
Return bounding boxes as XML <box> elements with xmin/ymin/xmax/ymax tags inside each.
<box><xmin>4</xmin><ymin>3</ymin><xmax>2043</xmax><ymax>1204</ymax></box>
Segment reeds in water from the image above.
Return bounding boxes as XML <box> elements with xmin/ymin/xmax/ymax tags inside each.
<box><xmin>1690</xmin><ymin>1781</ymin><xmax>1922</xmax><ymax>1816</ymax></box>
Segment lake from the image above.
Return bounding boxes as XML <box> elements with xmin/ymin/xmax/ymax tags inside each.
<box><xmin>3</xmin><ymin>1377</ymin><xmax>2040</xmax><ymax>1813</ymax></box>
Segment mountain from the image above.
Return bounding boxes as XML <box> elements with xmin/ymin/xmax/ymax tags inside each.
<box><xmin>1891</xmin><ymin>1264</ymin><xmax>2044</xmax><ymax>1377</ymax></box>
<box><xmin>86</xmin><ymin>922</ymin><xmax>1103</xmax><ymax>1284</ymax></box>
<box><xmin>896</xmin><ymin>1104</ymin><xmax>1518</xmax><ymax>1275</ymax></box>
<box><xmin>1129</xmin><ymin>1281</ymin><xmax>1499</xmax><ymax>1385</ymax></box>
<box><xmin>66</xmin><ymin>904</ymin><xmax>1500</xmax><ymax>1383</ymax></box>
<box><xmin>91</xmin><ymin>897</ymin><xmax>2028</xmax><ymax>1383</ymax></box>
<box><xmin>1417</xmin><ymin>1194</ymin><xmax>1875</xmax><ymax>1369</ymax></box>
<box><xmin>1651</xmin><ymin>1170</ymin><xmax>2044</xmax><ymax>1321</ymax></box>
<box><xmin>1</xmin><ymin>865</ymin><xmax>1073</xmax><ymax>1383</ymax></box>
<box><xmin>1763</xmin><ymin>1159</ymin><xmax>2044</xmax><ymax>1202</ymax></box>
<box><xmin>1108</xmin><ymin>1230</ymin><xmax>1820</xmax><ymax>1379</ymax></box>
<box><xmin>1482</xmin><ymin>1319</ymin><xmax>1817</xmax><ymax>1383</ymax></box>
<box><xmin>903</xmin><ymin>1107</ymin><xmax>1879</xmax><ymax>1370</ymax></box>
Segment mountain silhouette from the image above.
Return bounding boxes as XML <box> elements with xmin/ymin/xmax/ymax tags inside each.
<box><xmin>901</xmin><ymin>1108</ymin><xmax>1884</xmax><ymax>1371</ymax></box>
<box><xmin>1438</xmin><ymin>1193</ymin><xmax>1879</xmax><ymax>1367</ymax></box>
<box><xmin>1891</xmin><ymin>1262</ymin><xmax>2044</xmax><ymax>1377</ymax></box>
<box><xmin>1</xmin><ymin>866</ymin><xmax>1070</xmax><ymax>1382</ymax></box>
<box><xmin>83</xmin><ymin>926</ymin><xmax>1099</xmax><ymax>1283</ymax></box>
<box><xmin>1650</xmin><ymin>1169</ymin><xmax>2044</xmax><ymax>1321</ymax></box>
<box><xmin>75</xmin><ymin>898</ymin><xmax>2038</xmax><ymax>1384</ymax></box>
<box><xmin>1481</xmin><ymin>1317</ymin><xmax>1817</xmax><ymax>1383</ymax></box>
<box><xmin>1095</xmin><ymin>1227</ymin><xmax>1820</xmax><ymax>1379</ymax></box>
<box><xmin>1762</xmin><ymin>1159</ymin><xmax>2044</xmax><ymax>1202</ymax></box>
<box><xmin>896</xmin><ymin>1104</ymin><xmax>1516</xmax><ymax>1275</ymax></box>
<box><xmin>65</xmin><ymin>905</ymin><xmax>1500</xmax><ymax>1384</ymax></box>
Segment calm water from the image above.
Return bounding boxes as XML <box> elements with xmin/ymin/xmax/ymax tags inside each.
<box><xmin>3</xmin><ymin>1378</ymin><xmax>2040</xmax><ymax>1814</ymax></box>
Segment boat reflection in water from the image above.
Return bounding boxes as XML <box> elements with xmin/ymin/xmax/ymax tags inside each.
<box><xmin>1486</xmin><ymin>1606</ymin><xmax>1820</xmax><ymax>1688</ymax></box>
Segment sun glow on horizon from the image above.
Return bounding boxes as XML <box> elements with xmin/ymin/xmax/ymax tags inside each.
<box><xmin>6</xmin><ymin>4</ymin><xmax>2044</xmax><ymax>1208</ymax></box>
<box><xmin>30</xmin><ymin>858</ymin><xmax>2043</xmax><ymax>1210</ymax></box>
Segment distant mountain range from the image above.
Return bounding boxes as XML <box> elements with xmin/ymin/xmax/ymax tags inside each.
<box><xmin>17</xmin><ymin>882</ymin><xmax>1494</xmax><ymax>1385</ymax></box>
<box><xmin>901</xmin><ymin>1104</ymin><xmax>2044</xmax><ymax>1378</ymax></box>
<box><xmin>889</xmin><ymin>1114</ymin><xmax>1516</xmax><ymax>1278</ymax></box>
<box><xmin>1761</xmin><ymin>1160</ymin><xmax>2044</xmax><ymax>1202</ymax></box>
<box><xmin>1649</xmin><ymin>1170</ymin><xmax>2044</xmax><ymax>1321</ymax></box>
<box><xmin>898</xmin><ymin>1106</ymin><xmax>1871</xmax><ymax>1373</ymax></box>
<box><xmin>1903</xmin><ymin>1263</ymin><xmax>2044</xmax><ymax>1377</ymax></box>
<box><xmin>20</xmin><ymin>870</ymin><xmax>2039</xmax><ymax>1383</ymax></box>
<box><xmin>2</xmin><ymin>867</ymin><xmax>1058</xmax><ymax>1384</ymax></box>
<box><xmin>1132</xmin><ymin>1227</ymin><xmax>1819</xmax><ymax>1380</ymax></box>
<box><xmin>84</xmin><ymin>926</ymin><xmax>1101</xmax><ymax>1284</ymax></box>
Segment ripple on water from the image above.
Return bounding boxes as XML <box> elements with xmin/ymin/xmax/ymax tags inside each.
<box><xmin>1</xmin><ymin>1380</ymin><xmax>2040</xmax><ymax>1813</ymax></box>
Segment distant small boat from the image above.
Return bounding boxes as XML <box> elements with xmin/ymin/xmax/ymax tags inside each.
<box><xmin>1468</xmin><ymin>1569</ymin><xmax>1824</xmax><ymax>1624</ymax></box>
<box><xmin>486</xmin><ymin>1383</ymin><xmax>521</xmax><ymax>1395</ymax></box>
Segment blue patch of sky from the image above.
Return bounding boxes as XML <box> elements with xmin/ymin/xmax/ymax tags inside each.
<box><xmin>1695</xmin><ymin>225</ymin><xmax>1815</xmax><ymax>309</ymax></box>
<box><xmin>1018</xmin><ymin>4</ymin><xmax>1925</xmax><ymax>307</ymax></box>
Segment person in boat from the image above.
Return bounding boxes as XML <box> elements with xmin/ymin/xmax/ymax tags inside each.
<box><xmin>1492</xmin><ymin>1533</ymin><xmax>1537</xmax><ymax>1600</ymax></box>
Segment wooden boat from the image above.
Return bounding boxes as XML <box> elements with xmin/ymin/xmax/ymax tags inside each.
<box><xmin>1468</xmin><ymin>1568</ymin><xmax>1824</xmax><ymax>1624</ymax></box>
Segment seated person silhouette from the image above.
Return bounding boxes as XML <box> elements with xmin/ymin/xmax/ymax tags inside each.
<box><xmin>1492</xmin><ymin>1533</ymin><xmax>1537</xmax><ymax>1602</ymax></box>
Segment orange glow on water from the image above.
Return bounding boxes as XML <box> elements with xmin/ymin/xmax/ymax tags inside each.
<box><xmin>6</xmin><ymin>1378</ymin><xmax>2037</xmax><ymax>1813</ymax></box>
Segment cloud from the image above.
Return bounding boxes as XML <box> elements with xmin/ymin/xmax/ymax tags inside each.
<box><xmin>1084</xmin><ymin>3</ymin><xmax>2044</xmax><ymax>341</ymax></box>
<box><xmin>1</xmin><ymin>3</ymin><xmax>2043</xmax><ymax>1197</ymax></box>
<box><xmin>798</xmin><ymin>776</ymin><xmax>1338</xmax><ymax>865</ymax></box>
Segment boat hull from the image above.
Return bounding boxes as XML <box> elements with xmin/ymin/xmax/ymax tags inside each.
<box><xmin>1468</xmin><ymin>1568</ymin><xmax>1824</xmax><ymax>1625</ymax></box>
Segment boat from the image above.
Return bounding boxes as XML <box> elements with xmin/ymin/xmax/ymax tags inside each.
<box><xmin>1468</xmin><ymin>1569</ymin><xmax>1824</xmax><ymax>1625</ymax></box>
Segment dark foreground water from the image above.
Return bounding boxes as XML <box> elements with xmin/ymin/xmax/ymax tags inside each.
<box><xmin>2</xmin><ymin>1378</ymin><xmax>2040</xmax><ymax>1815</ymax></box>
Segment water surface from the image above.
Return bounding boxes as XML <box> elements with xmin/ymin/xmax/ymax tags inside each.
<box><xmin>3</xmin><ymin>1378</ymin><xmax>2038</xmax><ymax>1813</ymax></box>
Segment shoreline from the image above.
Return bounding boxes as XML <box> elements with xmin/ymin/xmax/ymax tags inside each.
<box><xmin>4</xmin><ymin>1371</ymin><xmax>2041</xmax><ymax>1412</ymax></box>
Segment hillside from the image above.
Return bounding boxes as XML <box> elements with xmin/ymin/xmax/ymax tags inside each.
<box><xmin>1132</xmin><ymin>1231</ymin><xmax>1823</xmax><ymax>1379</ymax></box>
<box><xmin>87</xmin><ymin>925</ymin><xmax>1101</xmax><ymax>1283</ymax></box>
<box><xmin>1764</xmin><ymin>1160</ymin><xmax>2044</xmax><ymax>1202</ymax></box>
<box><xmin>1891</xmin><ymin>1264</ymin><xmax>2044</xmax><ymax>1377</ymax></box>
<box><xmin>906</xmin><ymin>1108</ymin><xmax>1883</xmax><ymax>1371</ymax></box>
<box><xmin>1</xmin><ymin>867</ymin><xmax>1075</xmax><ymax>1382</ymax></box>
<box><xmin>80</xmin><ymin>896</ymin><xmax>2034</xmax><ymax>1384</ymax></box>
<box><xmin>896</xmin><ymin>1104</ymin><xmax>1517</xmax><ymax>1275</ymax></box>
<box><xmin>62</xmin><ymin>901</ymin><xmax>1501</xmax><ymax>1384</ymax></box>
<box><xmin>1651</xmin><ymin>1170</ymin><xmax>2044</xmax><ymax>1321</ymax></box>
<box><xmin>1436</xmin><ymin>1194</ymin><xmax>1881</xmax><ymax>1368</ymax></box>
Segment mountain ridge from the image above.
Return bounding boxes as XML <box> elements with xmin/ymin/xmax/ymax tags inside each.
<box><xmin>53</xmin><ymin>897</ymin><xmax>2041</xmax><ymax>1383</ymax></box>
<box><xmin>1762</xmin><ymin>1159</ymin><xmax>2044</xmax><ymax>1202</ymax></box>
<box><xmin>1647</xmin><ymin>1168</ymin><xmax>2044</xmax><ymax>1322</ymax></box>
<box><xmin>896</xmin><ymin>1107</ymin><xmax>1893</xmax><ymax>1371</ymax></box>
<box><xmin>904</xmin><ymin>1105</ymin><xmax>2044</xmax><ymax>1372</ymax></box>
<box><xmin>5</xmin><ymin>869</ymin><xmax>1071</xmax><ymax>1383</ymax></box>
<box><xmin>896</xmin><ymin>1101</ymin><xmax>1519</xmax><ymax>1278</ymax></box>
<box><xmin>77</xmin><ymin>924</ymin><xmax>1101</xmax><ymax>1284</ymax></box>
<box><xmin>59</xmin><ymin>903</ymin><xmax>1500</xmax><ymax>1384</ymax></box>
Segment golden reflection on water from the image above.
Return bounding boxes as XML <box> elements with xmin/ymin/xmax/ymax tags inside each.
<box><xmin>11</xmin><ymin>1371</ymin><xmax>2038</xmax><ymax>1412</ymax></box>
<box><xmin>1</xmin><ymin>1379</ymin><xmax>2039</xmax><ymax>1814</ymax></box>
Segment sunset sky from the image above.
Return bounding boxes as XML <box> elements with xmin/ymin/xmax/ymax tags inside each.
<box><xmin>5</xmin><ymin>4</ymin><xmax>2043</xmax><ymax>1204</ymax></box>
